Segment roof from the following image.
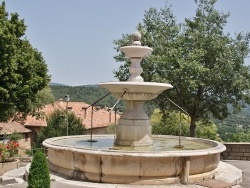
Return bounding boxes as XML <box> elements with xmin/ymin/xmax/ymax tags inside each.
<box><xmin>0</xmin><ymin>122</ymin><xmax>32</xmax><ymax>135</ymax></box>
<box><xmin>24</xmin><ymin>101</ymin><xmax>120</xmax><ymax>129</ymax></box>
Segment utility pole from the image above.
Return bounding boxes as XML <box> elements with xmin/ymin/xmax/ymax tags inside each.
<box><xmin>64</xmin><ymin>95</ymin><xmax>70</xmax><ymax>136</ymax></box>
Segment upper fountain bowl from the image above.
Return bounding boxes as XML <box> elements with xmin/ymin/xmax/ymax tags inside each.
<box><xmin>99</xmin><ymin>81</ymin><xmax>173</xmax><ymax>100</ymax></box>
<box><xmin>120</xmin><ymin>31</ymin><xmax>153</xmax><ymax>58</ymax></box>
<box><xmin>120</xmin><ymin>46</ymin><xmax>153</xmax><ymax>58</ymax></box>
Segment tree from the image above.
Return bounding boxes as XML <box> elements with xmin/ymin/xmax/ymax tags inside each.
<box><xmin>28</xmin><ymin>150</ymin><xmax>50</xmax><ymax>188</ymax></box>
<box><xmin>151</xmin><ymin>109</ymin><xmax>189</xmax><ymax>136</ymax></box>
<box><xmin>151</xmin><ymin>109</ymin><xmax>222</xmax><ymax>141</ymax></box>
<box><xmin>195</xmin><ymin>120</ymin><xmax>222</xmax><ymax>141</ymax></box>
<box><xmin>114</xmin><ymin>0</ymin><xmax>250</xmax><ymax>137</ymax></box>
<box><xmin>0</xmin><ymin>2</ymin><xmax>50</xmax><ymax>122</ymax></box>
<box><xmin>35</xmin><ymin>109</ymin><xmax>86</xmax><ymax>148</ymax></box>
<box><xmin>34</xmin><ymin>87</ymin><xmax>54</xmax><ymax>108</ymax></box>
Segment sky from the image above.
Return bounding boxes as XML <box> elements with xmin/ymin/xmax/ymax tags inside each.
<box><xmin>3</xmin><ymin>0</ymin><xmax>250</xmax><ymax>86</ymax></box>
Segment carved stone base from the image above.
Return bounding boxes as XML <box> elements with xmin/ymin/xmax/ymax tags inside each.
<box><xmin>115</xmin><ymin>100</ymin><xmax>152</xmax><ymax>146</ymax></box>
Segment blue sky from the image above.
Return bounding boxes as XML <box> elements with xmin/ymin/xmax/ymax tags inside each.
<box><xmin>3</xmin><ymin>0</ymin><xmax>250</xmax><ymax>86</ymax></box>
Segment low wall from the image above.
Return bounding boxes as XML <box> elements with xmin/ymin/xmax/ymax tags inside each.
<box><xmin>221</xmin><ymin>143</ymin><xmax>250</xmax><ymax>160</ymax></box>
<box><xmin>0</xmin><ymin>160</ymin><xmax>20</xmax><ymax>175</ymax></box>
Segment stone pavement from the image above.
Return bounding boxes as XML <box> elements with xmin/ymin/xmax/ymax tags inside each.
<box><xmin>224</xmin><ymin>160</ymin><xmax>250</xmax><ymax>188</ymax></box>
<box><xmin>1</xmin><ymin>160</ymin><xmax>249</xmax><ymax>188</ymax></box>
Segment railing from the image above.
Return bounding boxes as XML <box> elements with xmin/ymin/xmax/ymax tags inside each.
<box><xmin>166</xmin><ymin>98</ymin><xmax>190</xmax><ymax>148</ymax></box>
<box><xmin>85</xmin><ymin>92</ymin><xmax>110</xmax><ymax>142</ymax></box>
<box><xmin>108</xmin><ymin>91</ymin><xmax>127</xmax><ymax>139</ymax></box>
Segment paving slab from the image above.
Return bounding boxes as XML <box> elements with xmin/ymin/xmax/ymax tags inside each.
<box><xmin>223</xmin><ymin>160</ymin><xmax>250</xmax><ymax>188</ymax></box>
<box><xmin>214</xmin><ymin>161</ymin><xmax>242</xmax><ymax>184</ymax></box>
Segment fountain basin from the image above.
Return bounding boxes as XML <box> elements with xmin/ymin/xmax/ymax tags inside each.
<box><xmin>99</xmin><ymin>81</ymin><xmax>173</xmax><ymax>100</ymax></box>
<box><xmin>120</xmin><ymin>46</ymin><xmax>153</xmax><ymax>58</ymax></box>
<box><xmin>43</xmin><ymin>135</ymin><xmax>226</xmax><ymax>185</ymax></box>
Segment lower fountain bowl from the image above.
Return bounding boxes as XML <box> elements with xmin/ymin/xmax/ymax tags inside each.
<box><xmin>43</xmin><ymin>135</ymin><xmax>226</xmax><ymax>185</ymax></box>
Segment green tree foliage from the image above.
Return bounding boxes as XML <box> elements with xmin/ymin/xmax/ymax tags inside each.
<box><xmin>28</xmin><ymin>151</ymin><xmax>50</xmax><ymax>188</ymax></box>
<box><xmin>151</xmin><ymin>109</ymin><xmax>190</xmax><ymax>136</ymax></box>
<box><xmin>7</xmin><ymin>131</ymin><xmax>22</xmax><ymax>141</ymax></box>
<box><xmin>230</xmin><ymin>131</ymin><xmax>250</xmax><ymax>142</ymax></box>
<box><xmin>215</xmin><ymin>104</ymin><xmax>250</xmax><ymax>141</ymax></box>
<box><xmin>196</xmin><ymin>120</ymin><xmax>222</xmax><ymax>141</ymax></box>
<box><xmin>0</xmin><ymin>2</ymin><xmax>50</xmax><ymax>122</ymax></box>
<box><xmin>35</xmin><ymin>109</ymin><xmax>86</xmax><ymax>148</ymax></box>
<box><xmin>107</xmin><ymin>123</ymin><xmax>116</xmax><ymax>134</ymax></box>
<box><xmin>114</xmin><ymin>0</ymin><xmax>250</xmax><ymax>137</ymax></box>
<box><xmin>151</xmin><ymin>109</ymin><xmax>222</xmax><ymax>141</ymax></box>
<box><xmin>34</xmin><ymin>87</ymin><xmax>54</xmax><ymax>108</ymax></box>
<box><xmin>217</xmin><ymin>121</ymin><xmax>250</xmax><ymax>142</ymax></box>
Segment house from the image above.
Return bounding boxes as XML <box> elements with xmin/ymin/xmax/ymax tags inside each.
<box><xmin>23</xmin><ymin>100</ymin><xmax>120</xmax><ymax>136</ymax></box>
<box><xmin>0</xmin><ymin>122</ymin><xmax>32</xmax><ymax>156</ymax></box>
<box><xmin>0</xmin><ymin>101</ymin><xmax>120</xmax><ymax>150</ymax></box>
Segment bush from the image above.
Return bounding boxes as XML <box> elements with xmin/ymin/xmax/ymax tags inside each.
<box><xmin>0</xmin><ymin>140</ymin><xmax>19</xmax><ymax>162</ymax></box>
<box><xmin>28</xmin><ymin>151</ymin><xmax>50</xmax><ymax>188</ymax></box>
<box><xmin>151</xmin><ymin>109</ymin><xmax>189</xmax><ymax>136</ymax></box>
<box><xmin>8</xmin><ymin>131</ymin><xmax>22</xmax><ymax>141</ymax></box>
<box><xmin>107</xmin><ymin>123</ymin><xmax>116</xmax><ymax>134</ymax></box>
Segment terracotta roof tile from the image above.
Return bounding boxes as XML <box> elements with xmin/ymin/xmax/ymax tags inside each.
<box><xmin>24</xmin><ymin>101</ymin><xmax>120</xmax><ymax>130</ymax></box>
<box><xmin>0</xmin><ymin>122</ymin><xmax>31</xmax><ymax>135</ymax></box>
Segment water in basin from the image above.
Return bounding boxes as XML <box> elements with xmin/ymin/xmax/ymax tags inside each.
<box><xmin>52</xmin><ymin>135</ymin><xmax>213</xmax><ymax>151</ymax></box>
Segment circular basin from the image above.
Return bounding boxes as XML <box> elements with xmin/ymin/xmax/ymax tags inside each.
<box><xmin>43</xmin><ymin>135</ymin><xmax>226</xmax><ymax>185</ymax></box>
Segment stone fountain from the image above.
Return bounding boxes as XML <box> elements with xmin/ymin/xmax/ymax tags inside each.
<box><xmin>43</xmin><ymin>32</ymin><xmax>226</xmax><ymax>185</ymax></box>
<box><xmin>99</xmin><ymin>31</ymin><xmax>173</xmax><ymax>147</ymax></box>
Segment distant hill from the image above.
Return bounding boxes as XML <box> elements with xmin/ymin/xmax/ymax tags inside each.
<box><xmin>78</xmin><ymin>84</ymin><xmax>98</xmax><ymax>88</ymax></box>
<box><xmin>49</xmin><ymin>84</ymin><xmax>250</xmax><ymax>125</ymax></box>
<box><xmin>50</xmin><ymin>83</ymin><xmax>98</xmax><ymax>87</ymax></box>
<box><xmin>50</xmin><ymin>85</ymin><xmax>125</xmax><ymax>111</ymax></box>
<box><xmin>50</xmin><ymin>82</ymin><xmax>68</xmax><ymax>86</ymax></box>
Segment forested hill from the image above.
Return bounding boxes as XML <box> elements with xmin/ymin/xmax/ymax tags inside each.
<box><xmin>50</xmin><ymin>85</ymin><xmax>250</xmax><ymax>121</ymax></box>
<box><xmin>50</xmin><ymin>85</ymin><xmax>124</xmax><ymax>110</ymax></box>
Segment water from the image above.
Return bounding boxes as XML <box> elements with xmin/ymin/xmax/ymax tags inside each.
<box><xmin>52</xmin><ymin>136</ymin><xmax>213</xmax><ymax>151</ymax></box>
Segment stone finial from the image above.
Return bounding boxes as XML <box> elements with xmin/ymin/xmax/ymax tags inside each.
<box><xmin>132</xmin><ymin>31</ymin><xmax>141</xmax><ymax>46</ymax></box>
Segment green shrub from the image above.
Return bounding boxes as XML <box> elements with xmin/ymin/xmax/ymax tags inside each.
<box><xmin>107</xmin><ymin>123</ymin><xmax>116</xmax><ymax>134</ymax></box>
<box><xmin>28</xmin><ymin>151</ymin><xmax>50</xmax><ymax>188</ymax></box>
<box><xmin>8</xmin><ymin>131</ymin><xmax>22</xmax><ymax>141</ymax></box>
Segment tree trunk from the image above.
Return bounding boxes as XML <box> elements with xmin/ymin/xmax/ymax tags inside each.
<box><xmin>189</xmin><ymin>116</ymin><xmax>196</xmax><ymax>137</ymax></box>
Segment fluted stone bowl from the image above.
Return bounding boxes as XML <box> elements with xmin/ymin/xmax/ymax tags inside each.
<box><xmin>99</xmin><ymin>82</ymin><xmax>173</xmax><ymax>100</ymax></box>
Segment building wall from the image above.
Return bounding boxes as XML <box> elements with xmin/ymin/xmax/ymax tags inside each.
<box><xmin>85</xmin><ymin>127</ymin><xmax>109</xmax><ymax>135</ymax></box>
<box><xmin>221</xmin><ymin>143</ymin><xmax>250</xmax><ymax>161</ymax></box>
<box><xmin>18</xmin><ymin>132</ymin><xmax>32</xmax><ymax>156</ymax></box>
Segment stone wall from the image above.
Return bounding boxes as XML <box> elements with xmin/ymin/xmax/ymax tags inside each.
<box><xmin>0</xmin><ymin>160</ymin><xmax>20</xmax><ymax>175</ymax></box>
<box><xmin>221</xmin><ymin>143</ymin><xmax>250</xmax><ymax>160</ymax></box>
<box><xmin>18</xmin><ymin>133</ymin><xmax>32</xmax><ymax>156</ymax></box>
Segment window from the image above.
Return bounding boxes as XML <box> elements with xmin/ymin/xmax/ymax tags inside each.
<box><xmin>25</xmin><ymin>133</ymin><xmax>29</xmax><ymax>142</ymax></box>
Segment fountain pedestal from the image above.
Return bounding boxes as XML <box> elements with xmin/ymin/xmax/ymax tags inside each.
<box><xmin>115</xmin><ymin>101</ymin><xmax>152</xmax><ymax>146</ymax></box>
<box><xmin>99</xmin><ymin>31</ymin><xmax>173</xmax><ymax>146</ymax></box>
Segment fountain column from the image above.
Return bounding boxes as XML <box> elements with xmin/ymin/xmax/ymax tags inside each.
<box><xmin>115</xmin><ymin>100</ymin><xmax>152</xmax><ymax>146</ymax></box>
<box><xmin>99</xmin><ymin>31</ymin><xmax>172</xmax><ymax>146</ymax></box>
<box><xmin>114</xmin><ymin>32</ymin><xmax>153</xmax><ymax>146</ymax></box>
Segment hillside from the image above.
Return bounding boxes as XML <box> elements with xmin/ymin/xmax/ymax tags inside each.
<box><xmin>50</xmin><ymin>85</ymin><xmax>125</xmax><ymax>111</ymax></box>
<box><xmin>50</xmin><ymin>85</ymin><xmax>250</xmax><ymax>131</ymax></box>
